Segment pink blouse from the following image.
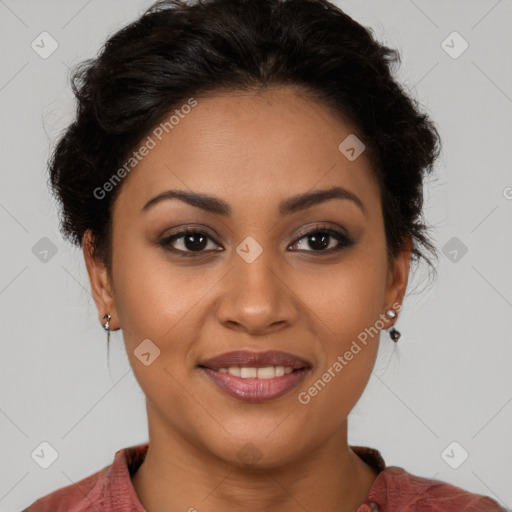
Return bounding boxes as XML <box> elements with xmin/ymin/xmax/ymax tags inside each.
<box><xmin>23</xmin><ymin>442</ymin><xmax>506</xmax><ymax>511</ymax></box>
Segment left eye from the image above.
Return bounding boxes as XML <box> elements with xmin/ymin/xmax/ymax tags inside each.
<box><xmin>290</xmin><ymin>227</ymin><xmax>352</xmax><ymax>253</ymax></box>
<box><xmin>159</xmin><ymin>226</ymin><xmax>352</xmax><ymax>256</ymax></box>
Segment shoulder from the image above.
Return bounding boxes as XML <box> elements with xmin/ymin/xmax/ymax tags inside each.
<box><xmin>21</xmin><ymin>466</ymin><xmax>108</xmax><ymax>512</ymax></box>
<box><xmin>371</xmin><ymin>466</ymin><xmax>505</xmax><ymax>511</ymax></box>
<box><xmin>22</xmin><ymin>443</ymin><xmax>148</xmax><ymax>512</ymax></box>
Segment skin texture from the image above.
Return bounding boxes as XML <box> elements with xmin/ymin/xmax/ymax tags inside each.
<box><xmin>83</xmin><ymin>86</ymin><xmax>411</xmax><ymax>512</ymax></box>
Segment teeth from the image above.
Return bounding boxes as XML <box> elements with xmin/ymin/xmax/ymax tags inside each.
<box><xmin>257</xmin><ymin>366</ymin><xmax>277</xmax><ymax>379</ymax></box>
<box><xmin>274</xmin><ymin>366</ymin><xmax>285</xmax><ymax>377</ymax></box>
<box><xmin>240</xmin><ymin>367</ymin><xmax>258</xmax><ymax>378</ymax></box>
<box><xmin>227</xmin><ymin>366</ymin><xmax>240</xmax><ymax>377</ymax></box>
<box><xmin>216</xmin><ymin>366</ymin><xmax>296</xmax><ymax>378</ymax></box>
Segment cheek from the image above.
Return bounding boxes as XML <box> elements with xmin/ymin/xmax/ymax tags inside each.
<box><xmin>111</xmin><ymin>237</ymin><xmax>219</xmax><ymax>366</ymax></box>
<box><xmin>292</xmin><ymin>248</ymin><xmax>388</xmax><ymax>336</ymax></box>
<box><xmin>294</xmin><ymin>315</ymin><xmax>379</xmax><ymax>447</ymax></box>
<box><xmin>291</xmin><ymin>240</ymin><xmax>386</xmax><ymax>405</ymax></box>
<box><xmin>110</xmin><ymin>238</ymin><xmax>179</xmax><ymax>351</ymax></box>
<box><xmin>110</xmin><ymin>247</ymin><xmax>196</xmax><ymax>403</ymax></box>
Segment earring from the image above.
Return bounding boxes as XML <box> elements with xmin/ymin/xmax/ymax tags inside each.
<box><xmin>385</xmin><ymin>308</ymin><xmax>401</xmax><ymax>342</ymax></box>
<box><xmin>388</xmin><ymin>327</ymin><xmax>401</xmax><ymax>342</ymax></box>
<box><xmin>101</xmin><ymin>313</ymin><xmax>118</xmax><ymax>373</ymax></box>
<box><xmin>101</xmin><ymin>313</ymin><xmax>112</xmax><ymax>346</ymax></box>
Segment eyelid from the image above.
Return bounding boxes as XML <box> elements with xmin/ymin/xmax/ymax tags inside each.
<box><xmin>159</xmin><ymin>226</ymin><xmax>221</xmax><ymax>256</ymax></box>
<box><xmin>161</xmin><ymin>224</ymin><xmax>220</xmax><ymax>244</ymax></box>
<box><xmin>291</xmin><ymin>223</ymin><xmax>349</xmax><ymax>243</ymax></box>
<box><xmin>288</xmin><ymin>224</ymin><xmax>353</xmax><ymax>253</ymax></box>
<box><xmin>159</xmin><ymin>222</ymin><xmax>353</xmax><ymax>256</ymax></box>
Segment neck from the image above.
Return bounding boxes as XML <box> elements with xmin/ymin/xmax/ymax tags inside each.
<box><xmin>132</xmin><ymin>405</ymin><xmax>378</xmax><ymax>512</ymax></box>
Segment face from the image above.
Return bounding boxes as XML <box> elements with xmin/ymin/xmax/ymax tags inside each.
<box><xmin>85</xmin><ymin>86</ymin><xmax>410</xmax><ymax>468</ymax></box>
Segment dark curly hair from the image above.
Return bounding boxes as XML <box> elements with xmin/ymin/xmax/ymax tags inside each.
<box><xmin>48</xmin><ymin>0</ymin><xmax>441</xmax><ymax>286</ymax></box>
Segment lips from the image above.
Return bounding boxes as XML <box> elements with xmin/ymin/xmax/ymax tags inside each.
<box><xmin>198</xmin><ymin>350</ymin><xmax>312</xmax><ymax>370</ymax></box>
<box><xmin>198</xmin><ymin>350</ymin><xmax>312</xmax><ymax>402</ymax></box>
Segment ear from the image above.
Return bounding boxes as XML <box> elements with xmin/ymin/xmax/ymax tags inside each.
<box><xmin>383</xmin><ymin>235</ymin><xmax>412</xmax><ymax>326</ymax></box>
<box><xmin>83</xmin><ymin>229</ymin><xmax>118</xmax><ymax>329</ymax></box>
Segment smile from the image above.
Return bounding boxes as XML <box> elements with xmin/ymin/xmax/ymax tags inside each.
<box><xmin>200</xmin><ymin>366</ymin><xmax>310</xmax><ymax>402</ymax></box>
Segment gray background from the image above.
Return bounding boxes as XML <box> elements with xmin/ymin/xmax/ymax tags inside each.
<box><xmin>0</xmin><ymin>0</ymin><xmax>511</xmax><ymax>510</ymax></box>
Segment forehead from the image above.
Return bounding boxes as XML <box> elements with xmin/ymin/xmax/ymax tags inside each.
<box><xmin>113</xmin><ymin>87</ymin><xmax>380</xmax><ymax>218</ymax></box>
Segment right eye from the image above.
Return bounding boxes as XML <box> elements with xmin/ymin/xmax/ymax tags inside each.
<box><xmin>159</xmin><ymin>228</ymin><xmax>223</xmax><ymax>257</ymax></box>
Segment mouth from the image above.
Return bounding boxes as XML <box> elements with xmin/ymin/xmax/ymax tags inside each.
<box><xmin>198</xmin><ymin>350</ymin><xmax>312</xmax><ymax>402</ymax></box>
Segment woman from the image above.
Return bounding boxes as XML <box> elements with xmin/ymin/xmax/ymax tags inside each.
<box><xmin>24</xmin><ymin>0</ymin><xmax>506</xmax><ymax>510</ymax></box>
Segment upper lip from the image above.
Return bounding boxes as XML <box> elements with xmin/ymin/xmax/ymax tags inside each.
<box><xmin>199</xmin><ymin>350</ymin><xmax>312</xmax><ymax>370</ymax></box>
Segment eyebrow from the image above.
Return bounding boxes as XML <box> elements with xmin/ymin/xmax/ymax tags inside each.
<box><xmin>141</xmin><ymin>185</ymin><xmax>366</xmax><ymax>217</ymax></box>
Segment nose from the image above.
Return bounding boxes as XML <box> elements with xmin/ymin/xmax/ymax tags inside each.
<box><xmin>215</xmin><ymin>243</ymin><xmax>299</xmax><ymax>335</ymax></box>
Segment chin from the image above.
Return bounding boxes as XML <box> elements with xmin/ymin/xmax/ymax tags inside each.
<box><xmin>206</xmin><ymin>431</ymin><xmax>308</xmax><ymax>470</ymax></box>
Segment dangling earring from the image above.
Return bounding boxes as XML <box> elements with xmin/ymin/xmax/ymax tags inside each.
<box><xmin>101</xmin><ymin>313</ymin><xmax>112</xmax><ymax>345</ymax></box>
<box><xmin>101</xmin><ymin>313</ymin><xmax>115</xmax><ymax>373</ymax></box>
<box><xmin>385</xmin><ymin>308</ymin><xmax>401</xmax><ymax>342</ymax></box>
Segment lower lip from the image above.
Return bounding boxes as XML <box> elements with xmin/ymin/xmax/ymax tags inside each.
<box><xmin>200</xmin><ymin>367</ymin><xmax>310</xmax><ymax>402</ymax></box>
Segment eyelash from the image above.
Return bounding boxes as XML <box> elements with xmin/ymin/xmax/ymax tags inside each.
<box><xmin>158</xmin><ymin>225</ymin><xmax>354</xmax><ymax>258</ymax></box>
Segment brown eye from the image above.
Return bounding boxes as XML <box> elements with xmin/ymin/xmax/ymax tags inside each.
<box><xmin>159</xmin><ymin>224</ymin><xmax>354</xmax><ymax>258</ymax></box>
<box><xmin>289</xmin><ymin>226</ymin><xmax>354</xmax><ymax>253</ymax></box>
<box><xmin>159</xmin><ymin>229</ymin><xmax>221</xmax><ymax>256</ymax></box>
